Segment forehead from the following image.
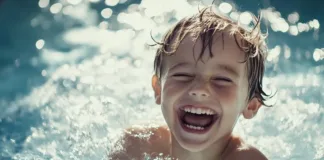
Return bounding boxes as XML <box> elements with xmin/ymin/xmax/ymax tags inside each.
<box><xmin>164</xmin><ymin>32</ymin><xmax>247</xmax><ymax>68</ymax></box>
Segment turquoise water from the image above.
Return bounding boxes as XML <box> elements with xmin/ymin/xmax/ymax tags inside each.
<box><xmin>0</xmin><ymin>0</ymin><xmax>323</xmax><ymax>159</ymax></box>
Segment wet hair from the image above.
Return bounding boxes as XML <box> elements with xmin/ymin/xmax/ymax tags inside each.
<box><xmin>151</xmin><ymin>5</ymin><xmax>273</xmax><ymax>107</ymax></box>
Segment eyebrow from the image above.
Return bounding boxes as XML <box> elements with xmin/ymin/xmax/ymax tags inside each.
<box><xmin>216</xmin><ymin>64</ymin><xmax>240</xmax><ymax>78</ymax></box>
<box><xmin>168</xmin><ymin>62</ymin><xmax>191</xmax><ymax>71</ymax></box>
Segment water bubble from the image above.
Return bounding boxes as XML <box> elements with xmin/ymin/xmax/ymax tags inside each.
<box><xmin>297</xmin><ymin>22</ymin><xmax>310</xmax><ymax>32</ymax></box>
<box><xmin>219</xmin><ymin>2</ymin><xmax>232</xmax><ymax>14</ymax></box>
<box><xmin>313</xmin><ymin>48</ymin><xmax>324</xmax><ymax>62</ymax></box>
<box><xmin>62</xmin><ymin>5</ymin><xmax>73</xmax><ymax>15</ymax></box>
<box><xmin>36</xmin><ymin>39</ymin><xmax>45</xmax><ymax>50</ymax></box>
<box><xmin>99</xmin><ymin>21</ymin><xmax>109</xmax><ymax>29</ymax></box>
<box><xmin>284</xmin><ymin>45</ymin><xmax>291</xmax><ymax>59</ymax></box>
<box><xmin>89</xmin><ymin>0</ymin><xmax>101</xmax><ymax>3</ymax></box>
<box><xmin>119</xmin><ymin>0</ymin><xmax>127</xmax><ymax>4</ymax></box>
<box><xmin>278</xmin><ymin>20</ymin><xmax>289</xmax><ymax>33</ymax></box>
<box><xmin>239</xmin><ymin>12</ymin><xmax>252</xmax><ymax>25</ymax></box>
<box><xmin>309</xmin><ymin>19</ymin><xmax>320</xmax><ymax>30</ymax></box>
<box><xmin>229</xmin><ymin>12</ymin><xmax>239</xmax><ymax>21</ymax></box>
<box><xmin>313</xmin><ymin>19</ymin><xmax>320</xmax><ymax>29</ymax></box>
<box><xmin>128</xmin><ymin>4</ymin><xmax>139</xmax><ymax>13</ymax></box>
<box><xmin>105</xmin><ymin>0</ymin><xmax>119</xmax><ymax>6</ymax></box>
<box><xmin>101</xmin><ymin>8</ymin><xmax>113</xmax><ymax>19</ymax></box>
<box><xmin>267</xmin><ymin>45</ymin><xmax>281</xmax><ymax>62</ymax></box>
<box><xmin>287</xmin><ymin>12</ymin><xmax>299</xmax><ymax>24</ymax></box>
<box><xmin>41</xmin><ymin>70</ymin><xmax>47</xmax><ymax>77</ymax></box>
<box><xmin>67</xmin><ymin>0</ymin><xmax>82</xmax><ymax>5</ymax></box>
<box><xmin>38</xmin><ymin>0</ymin><xmax>50</xmax><ymax>8</ymax></box>
<box><xmin>289</xmin><ymin>25</ymin><xmax>298</xmax><ymax>36</ymax></box>
<box><xmin>50</xmin><ymin>3</ymin><xmax>63</xmax><ymax>14</ymax></box>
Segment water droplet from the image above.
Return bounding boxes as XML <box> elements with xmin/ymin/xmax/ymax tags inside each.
<box><xmin>105</xmin><ymin>0</ymin><xmax>119</xmax><ymax>6</ymax></box>
<box><xmin>36</xmin><ymin>39</ymin><xmax>45</xmax><ymax>49</ymax></box>
<box><xmin>41</xmin><ymin>70</ymin><xmax>47</xmax><ymax>77</ymax></box>
<box><xmin>239</xmin><ymin>12</ymin><xmax>252</xmax><ymax>25</ymax></box>
<box><xmin>50</xmin><ymin>3</ymin><xmax>63</xmax><ymax>14</ymax></box>
<box><xmin>38</xmin><ymin>0</ymin><xmax>50</xmax><ymax>8</ymax></box>
<box><xmin>101</xmin><ymin>8</ymin><xmax>113</xmax><ymax>19</ymax></box>
<box><xmin>289</xmin><ymin>25</ymin><xmax>298</xmax><ymax>36</ymax></box>
<box><xmin>219</xmin><ymin>2</ymin><xmax>232</xmax><ymax>14</ymax></box>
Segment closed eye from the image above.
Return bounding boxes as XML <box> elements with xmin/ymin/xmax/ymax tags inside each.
<box><xmin>172</xmin><ymin>73</ymin><xmax>194</xmax><ymax>81</ymax></box>
<box><xmin>173</xmin><ymin>73</ymin><xmax>194</xmax><ymax>77</ymax></box>
<box><xmin>212</xmin><ymin>77</ymin><xmax>232</xmax><ymax>83</ymax></box>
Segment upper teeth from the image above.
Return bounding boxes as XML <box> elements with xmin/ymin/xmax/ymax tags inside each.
<box><xmin>183</xmin><ymin>107</ymin><xmax>215</xmax><ymax>115</ymax></box>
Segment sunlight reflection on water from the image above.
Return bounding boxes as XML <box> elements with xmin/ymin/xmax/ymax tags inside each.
<box><xmin>0</xmin><ymin>0</ymin><xmax>323</xmax><ymax>159</ymax></box>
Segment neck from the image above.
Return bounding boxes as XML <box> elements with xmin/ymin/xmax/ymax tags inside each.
<box><xmin>170</xmin><ymin>134</ymin><xmax>233</xmax><ymax>160</ymax></box>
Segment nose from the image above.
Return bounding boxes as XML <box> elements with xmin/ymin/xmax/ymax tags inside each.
<box><xmin>189</xmin><ymin>90</ymin><xmax>209</xmax><ymax>97</ymax></box>
<box><xmin>188</xmin><ymin>81</ymin><xmax>210</xmax><ymax>98</ymax></box>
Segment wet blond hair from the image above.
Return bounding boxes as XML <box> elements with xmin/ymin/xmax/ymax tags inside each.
<box><xmin>152</xmin><ymin>6</ymin><xmax>272</xmax><ymax>106</ymax></box>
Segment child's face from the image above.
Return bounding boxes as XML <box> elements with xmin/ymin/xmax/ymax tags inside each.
<box><xmin>152</xmin><ymin>32</ymin><xmax>261</xmax><ymax>152</ymax></box>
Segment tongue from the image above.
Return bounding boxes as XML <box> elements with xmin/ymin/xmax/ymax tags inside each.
<box><xmin>183</xmin><ymin>112</ymin><xmax>213</xmax><ymax>127</ymax></box>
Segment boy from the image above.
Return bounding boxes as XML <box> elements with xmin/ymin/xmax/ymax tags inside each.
<box><xmin>109</xmin><ymin>5</ymin><xmax>271</xmax><ymax>160</ymax></box>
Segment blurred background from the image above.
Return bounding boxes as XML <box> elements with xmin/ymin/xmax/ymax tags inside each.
<box><xmin>0</xmin><ymin>0</ymin><xmax>323</xmax><ymax>159</ymax></box>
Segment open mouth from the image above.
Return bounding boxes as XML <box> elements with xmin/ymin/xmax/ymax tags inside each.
<box><xmin>177</xmin><ymin>106</ymin><xmax>219</xmax><ymax>133</ymax></box>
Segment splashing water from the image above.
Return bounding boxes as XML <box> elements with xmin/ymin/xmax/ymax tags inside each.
<box><xmin>0</xmin><ymin>0</ymin><xmax>323</xmax><ymax>159</ymax></box>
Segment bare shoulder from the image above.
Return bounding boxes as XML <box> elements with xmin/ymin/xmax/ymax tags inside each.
<box><xmin>107</xmin><ymin>125</ymin><xmax>170</xmax><ymax>160</ymax></box>
<box><xmin>226</xmin><ymin>146</ymin><xmax>268</xmax><ymax>160</ymax></box>
<box><xmin>225</xmin><ymin>136</ymin><xmax>268</xmax><ymax>160</ymax></box>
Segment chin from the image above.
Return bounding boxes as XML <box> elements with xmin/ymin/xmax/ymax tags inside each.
<box><xmin>177</xmin><ymin>139</ymin><xmax>212</xmax><ymax>152</ymax></box>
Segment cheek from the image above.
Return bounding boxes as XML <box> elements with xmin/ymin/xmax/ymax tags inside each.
<box><xmin>160</xmin><ymin>80</ymin><xmax>184</xmax><ymax>126</ymax></box>
<box><xmin>160</xmin><ymin>80</ymin><xmax>180</xmax><ymax>111</ymax></box>
<box><xmin>219</xmin><ymin>88</ymin><xmax>244</xmax><ymax>128</ymax></box>
<box><xmin>213</xmin><ymin>85</ymin><xmax>246</xmax><ymax>118</ymax></box>
<box><xmin>160</xmin><ymin>80</ymin><xmax>188</xmax><ymax>118</ymax></box>
<box><xmin>161</xmin><ymin>79</ymin><xmax>187</xmax><ymax>98</ymax></box>
<box><xmin>212</xmin><ymin>85</ymin><xmax>237</xmax><ymax>102</ymax></box>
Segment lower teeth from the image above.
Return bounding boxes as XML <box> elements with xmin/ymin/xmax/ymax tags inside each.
<box><xmin>185</xmin><ymin>124</ymin><xmax>204</xmax><ymax>130</ymax></box>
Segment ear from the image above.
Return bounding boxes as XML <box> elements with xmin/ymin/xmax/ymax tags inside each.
<box><xmin>242</xmin><ymin>97</ymin><xmax>262</xmax><ymax>119</ymax></box>
<box><xmin>151</xmin><ymin>75</ymin><xmax>161</xmax><ymax>104</ymax></box>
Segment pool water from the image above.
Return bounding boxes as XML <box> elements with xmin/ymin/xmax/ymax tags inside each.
<box><xmin>0</xmin><ymin>0</ymin><xmax>323</xmax><ymax>159</ymax></box>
